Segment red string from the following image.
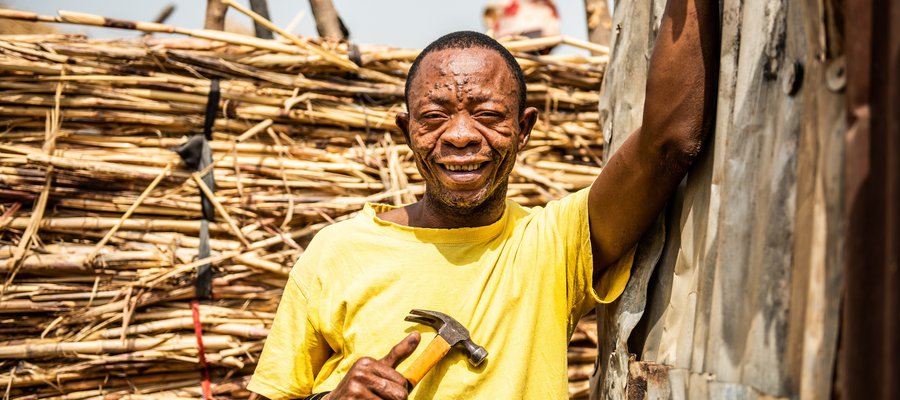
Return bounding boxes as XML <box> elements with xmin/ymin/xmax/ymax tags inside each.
<box><xmin>192</xmin><ymin>300</ymin><xmax>214</xmax><ymax>400</ymax></box>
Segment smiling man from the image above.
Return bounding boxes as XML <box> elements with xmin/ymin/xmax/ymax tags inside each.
<box><xmin>248</xmin><ymin>0</ymin><xmax>719</xmax><ymax>398</ymax></box>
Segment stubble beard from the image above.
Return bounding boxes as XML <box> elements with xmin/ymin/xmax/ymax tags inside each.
<box><xmin>424</xmin><ymin>178</ymin><xmax>509</xmax><ymax>219</ymax></box>
<box><xmin>415</xmin><ymin>137</ymin><xmax>520</xmax><ymax>225</ymax></box>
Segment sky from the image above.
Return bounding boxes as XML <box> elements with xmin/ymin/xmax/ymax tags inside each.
<box><xmin>6</xmin><ymin>0</ymin><xmax>594</xmax><ymax>54</ymax></box>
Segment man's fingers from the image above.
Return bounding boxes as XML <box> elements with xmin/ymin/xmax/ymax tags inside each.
<box><xmin>366</xmin><ymin>372</ymin><xmax>409</xmax><ymax>400</ymax></box>
<box><xmin>380</xmin><ymin>331</ymin><xmax>421</xmax><ymax>369</ymax></box>
<box><xmin>369</xmin><ymin>361</ymin><xmax>408</xmax><ymax>386</ymax></box>
<box><xmin>358</xmin><ymin>360</ymin><xmax>408</xmax><ymax>399</ymax></box>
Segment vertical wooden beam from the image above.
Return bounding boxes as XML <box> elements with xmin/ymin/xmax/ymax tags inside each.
<box><xmin>787</xmin><ymin>0</ymin><xmax>846</xmax><ymax>397</ymax></box>
<box><xmin>309</xmin><ymin>0</ymin><xmax>346</xmax><ymax>40</ymax></box>
<box><xmin>584</xmin><ymin>0</ymin><xmax>612</xmax><ymax>48</ymax></box>
<box><xmin>249</xmin><ymin>0</ymin><xmax>274</xmax><ymax>39</ymax></box>
<box><xmin>204</xmin><ymin>0</ymin><xmax>227</xmax><ymax>31</ymax></box>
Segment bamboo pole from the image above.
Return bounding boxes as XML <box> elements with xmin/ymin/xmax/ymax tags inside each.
<box><xmin>0</xmin><ymin>334</ymin><xmax>236</xmax><ymax>358</ymax></box>
<box><xmin>309</xmin><ymin>0</ymin><xmax>346</xmax><ymax>40</ymax></box>
<box><xmin>84</xmin><ymin>164</ymin><xmax>173</xmax><ymax>265</ymax></box>
<box><xmin>204</xmin><ymin>0</ymin><xmax>227</xmax><ymax>31</ymax></box>
<box><xmin>152</xmin><ymin>4</ymin><xmax>176</xmax><ymax>25</ymax></box>
<box><xmin>2</xmin><ymin>85</ymin><xmax>61</xmax><ymax>296</ymax></box>
<box><xmin>219</xmin><ymin>0</ymin><xmax>403</xmax><ymax>85</ymax></box>
<box><xmin>248</xmin><ymin>0</ymin><xmax>274</xmax><ymax>39</ymax></box>
<box><xmin>219</xmin><ymin>0</ymin><xmax>356</xmax><ymax>71</ymax></box>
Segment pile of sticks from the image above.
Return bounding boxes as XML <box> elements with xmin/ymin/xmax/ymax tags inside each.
<box><xmin>569</xmin><ymin>313</ymin><xmax>600</xmax><ymax>399</ymax></box>
<box><xmin>0</xmin><ymin>8</ymin><xmax>607</xmax><ymax>399</ymax></box>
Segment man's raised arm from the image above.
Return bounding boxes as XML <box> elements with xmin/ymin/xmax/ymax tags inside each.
<box><xmin>588</xmin><ymin>0</ymin><xmax>720</xmax><ymax>275</ymax></box>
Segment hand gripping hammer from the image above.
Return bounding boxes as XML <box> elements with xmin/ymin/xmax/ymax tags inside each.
<box><xmin>400</xmin><ymin>309</ymin><xmax>488</xmax><ymax>389</ymax></box>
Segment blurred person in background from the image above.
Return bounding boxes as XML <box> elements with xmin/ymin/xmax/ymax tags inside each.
<box><xmin>484</xmin><ymin>0</ymin><xmax>560</xmax><ymax>54</ymax></box>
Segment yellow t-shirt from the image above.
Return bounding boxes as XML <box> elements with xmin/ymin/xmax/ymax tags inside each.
<box><xmin>248</xmin><ymin>187</ymin><xmax>633</xmax><ymax>399</ymax></box>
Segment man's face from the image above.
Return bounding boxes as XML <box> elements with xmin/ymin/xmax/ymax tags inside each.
<box><xmin>397</xmin><ymin>48</ymin><xmax>537</xmax><ymax>211</ymax></box>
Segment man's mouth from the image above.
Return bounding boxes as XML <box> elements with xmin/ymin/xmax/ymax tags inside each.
<box><xmin>440</xmin><ymin>162</ymin><xmax>485</xmax><ymax>172</ymax></box>
<box><xmin>434</xmin><ymin>161</ymin><xmax>490</xmax><ymax>186</ymax></box>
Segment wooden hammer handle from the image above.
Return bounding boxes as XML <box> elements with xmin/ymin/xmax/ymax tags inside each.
<box><xmin>400</xmin><ymin>335</ymin><xmax>451</xmax><ymax>389</ymax></box>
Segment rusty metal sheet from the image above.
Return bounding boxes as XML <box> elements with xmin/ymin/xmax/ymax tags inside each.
<box><xmin>838</xmin><ymin>0</ymin><xmax>900</xmax><ymax>398</ymax></box>
<box><xmin>626</xmin><ymin>358</ymin><xmax>671</xmax><ymax>400</ymax></box>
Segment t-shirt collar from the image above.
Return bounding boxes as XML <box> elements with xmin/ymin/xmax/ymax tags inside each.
<box><xmin>360</xmin><ymin>201</ymin><xmax>514</xmax><ymax>244</ymax></box>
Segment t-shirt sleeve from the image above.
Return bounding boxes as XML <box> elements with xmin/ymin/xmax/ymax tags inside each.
<box><xmin>247</xmin><ymin>271</ymin><xmax>330</xmax><ymax>399</ymax></box>
<box><xmin>539</xmin><ymin>187</ymin><xmax>634</xmax><ymax>321</ymax></box>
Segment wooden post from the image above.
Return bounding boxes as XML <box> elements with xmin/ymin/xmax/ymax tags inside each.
<box><xmin>584</xmin><ymin>0</ymin><xmax>612</xmax><ymax>49</ymax></box>
<box><xmin>204</xmin><ymin>0</ymin><xmax>227</xmax><ymax>31</ymax></box>
<box><xmin>249</xmin><ymin>0</ymin><xmax>273</xmax><ymax>39</ymax></box>
<box><xmin>309</xmin><ymin>0</ymin><xmax>346</xmax><ymax>40</ymax></box>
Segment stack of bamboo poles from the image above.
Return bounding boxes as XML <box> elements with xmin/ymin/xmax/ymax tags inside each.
<box><xmin>569</xmin><ymin>313</ymin><xmax>600</xmax><ymax>399</ymax></box>
<box><xmin>0</xmin><ymin>8</ymin><xmax>607</xmax><ymax>399</ymax></box>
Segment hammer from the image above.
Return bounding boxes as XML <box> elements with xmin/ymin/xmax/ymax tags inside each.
<box><xmin>400</xmin><ymin>309</ymin><xmax>488</xmax><ymax>389</ymax></box>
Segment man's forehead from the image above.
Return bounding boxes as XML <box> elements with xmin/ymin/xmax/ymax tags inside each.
<box><xmin>422</xmin><ymin>48</ymin><xmax>507</xmax><ymax>74</ymax></box>
<box><xmin>410</xmin><ymin>49</ymin><xmax>513</xmax><ymax>94</ymax></box>
<box><xmin>443</xmin><ymin>55</ymin><xmax>487</xmax><ymax>75</ymax></box>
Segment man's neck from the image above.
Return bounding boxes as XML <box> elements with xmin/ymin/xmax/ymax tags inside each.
<box><xmin>377</xmin><ymin>188</ymin><xmax>508</xmax><ymax>229</ymax></box>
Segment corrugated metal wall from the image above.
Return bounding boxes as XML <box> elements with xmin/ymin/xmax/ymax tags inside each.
<box><xmin>591</xmin><ymin>0</ymin><xmax>849</xmax><ymax>398</ymax></box>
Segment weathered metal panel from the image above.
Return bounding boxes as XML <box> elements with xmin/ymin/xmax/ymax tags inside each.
<box><xmin>593</xmin><ymin>0</ymin><xmax>847</xmax><ymax>398</ymax></box>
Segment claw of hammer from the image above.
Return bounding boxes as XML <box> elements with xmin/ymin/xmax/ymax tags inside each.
<box><xmin>400</xmin><ymin>309</ymin><xmax>488</xmax><ymax>389</ymax></box>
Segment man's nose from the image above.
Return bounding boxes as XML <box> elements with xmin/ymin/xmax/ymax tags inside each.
<box><xmin>442</xmin><ymin>117</ymin><xmax>482</xmax><ymax>148</ymax></box>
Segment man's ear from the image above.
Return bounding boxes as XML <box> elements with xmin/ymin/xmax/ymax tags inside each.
<box><xmin>396</xmin><ymin>112</ymin><xmax>411</xmax><ymax>144</ymax></box>
<box><xmin>518</xmin><ymin>107</ymin><xmax>539</xmax><ymax>149</ymax></box>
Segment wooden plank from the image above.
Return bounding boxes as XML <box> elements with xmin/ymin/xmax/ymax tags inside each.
<box><xmin>703</xmin><ymin>0</ymin><xmax>803</xmax><ymax>392</ymax></box>
<box><xmin>788</xmin><ymin>0</ymin><xmax>846</xmax><ymax>398</ymax></box>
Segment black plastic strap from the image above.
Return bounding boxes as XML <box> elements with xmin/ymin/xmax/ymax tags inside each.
<box><xmin>196</xmin><ymin>219</ymin><xmax>212</xmax><ymax>300</ymax></box>
<box><xmin>171</xmin><ymin>78</ymin><xmax>220</xmax><ymax>301</ymax></box>
<box><xmin>171</xmin><ymin>136</ymin><xmax>215</xmax><ymax>222</ymax></box>
<box><xmin>195</xmin><ymin>79</ymin><xmax>220</xmax><ymax>299</ymax></box>
<box><xmin>202</xmin><ymin>78</ymin><xmax>220</xmax><ymax>140</ymax></box>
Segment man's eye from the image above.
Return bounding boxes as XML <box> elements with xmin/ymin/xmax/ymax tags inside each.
<box><xmin>422</xmin><ymin>113</ymin><xmax>444</xmax><ymax>120</ymax></box>
<box><xmin>476</xmin><ymin>111</ymin><xmax>503</xmax><ymax>119</ymax></box>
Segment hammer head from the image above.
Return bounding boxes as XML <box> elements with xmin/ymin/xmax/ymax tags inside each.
<box><xmin>405</xmin><ymin>309</ymin><xmax>488</xmax><ymax>366</ymax></box>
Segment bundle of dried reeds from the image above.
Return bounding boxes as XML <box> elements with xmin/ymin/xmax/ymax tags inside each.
<box><xmin>568</xmin><ymin>313</ymin><xmax>600</xmax><ymax>399</ymax></box>
<box><xmin>0</xmin><ymin>7</ymin><xmax>606</xmax><ymax>399</ymax></box>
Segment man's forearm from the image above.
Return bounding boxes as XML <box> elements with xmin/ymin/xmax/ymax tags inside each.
<box><xmin>640</xmin><ymin>0</ymin><xmax>720</xmax><ymax>171</ymax></box>
<box><xmin>586</xmin><ymin>0</ymin><xmax>719</xmax><ymax>271</ymax></box>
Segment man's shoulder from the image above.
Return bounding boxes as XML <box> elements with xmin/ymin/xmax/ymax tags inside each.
<box><xmin>308</xmin><ymin>209</ymin><xmax>379</xmax><ymax>243</ymax></box>
<box><xmin>311</xmin><ymin>215</ymin><xmax>361</xmax><ymax>240</ymax></box>
<box><xmin>290</xmin><ymin>214</ymin><xmax>371</xmax><ymax>272</ymax></box>
<box><xmin>511</xmin><ymin>187</ymin><xmax>590</xmax><ymax>219</ymax></box>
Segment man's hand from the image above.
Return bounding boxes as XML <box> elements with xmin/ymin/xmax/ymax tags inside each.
<box><xmin>325</xmin><ymin>332</ymin><xmax>421</xmax><ymax>400</ymax></box>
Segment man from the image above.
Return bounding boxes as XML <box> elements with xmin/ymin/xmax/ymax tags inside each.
<box><xmin>248</xmin><ymin>0</ymin><xmax>718</xmax><ymax>397</ymax></box>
